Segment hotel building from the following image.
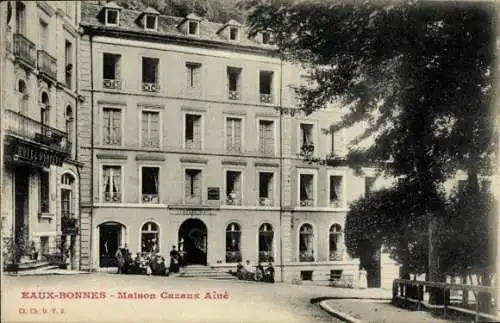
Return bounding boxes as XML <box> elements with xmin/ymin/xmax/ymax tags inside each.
<box><xmin>1</xmin><ymin>1</ymin><xmax>82</xmax><ymax>269</ymax></box>
<box><xmin>77</xmin><ymin>1</ymin><xmax>399</xmax><ymax>286</ymax></box>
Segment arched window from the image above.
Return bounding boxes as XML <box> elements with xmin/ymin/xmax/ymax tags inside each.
<box><xmin>18</xmin><ymin>79</ymin><xmax>28</xmax><ymax>114</ymax></box>
<box><xmin>40</xmin><ymin>91</ymin><xmax>49</xmax><ymax>124</ymax></box>
<box><xmin>329</xmin><ymin>223</ymin><xmax>343</xmax><ymax>261</ymax></box>
<box><xmin>299</xmin><ymin>223</ymin><xmax>314</xmax><ymax>262</ymax></box>
<box><xmin>258</xmin><ymin>223</ymin><xmax>274</xmax><ymax>263</ymax></box>
<box><xmin>141</xmin><ymin>222</ymin><xmax>159</xmax><ymax>253</ymax></box>
<box><xmin>225</xmin><ymin>222</ymin><xmax>241</xmax><ymax>263</ymax></box>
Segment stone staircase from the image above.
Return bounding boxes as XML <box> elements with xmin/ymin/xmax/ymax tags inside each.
<box><xmin>179</xmin><ymin>265</ymin><xmax>238</xmax><ymax>280</ymax></box>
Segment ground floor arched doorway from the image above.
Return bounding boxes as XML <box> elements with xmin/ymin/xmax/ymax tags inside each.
<box><xmin>98</xmin><ymin>222</ymin><xmax>125</xmax><ymax>267</ymax></box>
<box><xmin>178</xmin><ymin>219</ymin><xmax>207</xmax><ymax>266</ymax></box>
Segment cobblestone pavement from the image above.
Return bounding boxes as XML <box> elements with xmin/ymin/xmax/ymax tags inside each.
<box><xmin>3</xmin><ymin>273</ymin><xmax>350</xmax><ymax>323</ymax></box>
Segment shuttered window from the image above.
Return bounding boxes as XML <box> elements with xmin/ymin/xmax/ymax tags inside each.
<box><xmin>102</xmin><ymin>166</ymin><xmax>122</xmax><ymax>202</ymax></box>
<box><xmin>185</xmin><ymin>114</ymin><xmax>202</xmax><ymax>149</ymax></box>
<box><xmin>185</xmin><ymin>169</ymin><xmax>202</xmax><ymax>203</ymax></box>
<box><xmin>141</xmin><ymin>111</ymin><xmax>160</xmax><ymax>148</ymax></box>
<box><xmin>103</xmin><ymin>108</ymin><xmax>121</xmax><ymax>145</ymax></box>
<box><xmin>226</xmin><ymin>117</ymin><xmax>242</xmax><ymax>152</ymax></box>
<box><xmin>259</xmin><ymin>120</ymin><xmax>274</xmax><ymax>154</ymax></box>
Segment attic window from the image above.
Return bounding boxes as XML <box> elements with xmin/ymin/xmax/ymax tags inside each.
<box><xmin>105</xmin><ymin>9</ymin><xmax>119</xmax><ymax>26</ymax></box>
<box><xmin>262</xmin><ymin>32</ymin><xmax>271</xmax><ymax>45</ymax></box>
<box><xmin>229</xmin><ymin>27</ymin><xmax>239</xmax><ymax>41</ymax></box>
<box><xmin>188</xmin><ymin>21</ymin><xmax>199</xmax><ymax>35</ymax></box>
<box><xmin>145</xmin><ymin>15</ymin><xmax>157</xmax><ymax>31</ymax></box>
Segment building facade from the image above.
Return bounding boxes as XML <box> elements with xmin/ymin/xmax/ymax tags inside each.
<box><xmin>1</xmin><ymin>1</ymin><xmax>82</xmax><ymax>270</ymax></box>
<box><xmin>77</xmin><ymin>1</ymin><xmax>400</xmax><ymax>285</ymax></box>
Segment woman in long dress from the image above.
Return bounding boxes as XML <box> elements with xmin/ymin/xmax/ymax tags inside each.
<box><xmin>169</xmin><ymin>246</ymin><xmax>180</xmax><ymax>274</ymax></box>
<box><xmin>359</xmin><ymin>267</ymin><xmax>368</xmax><ymax>289</ymax></box>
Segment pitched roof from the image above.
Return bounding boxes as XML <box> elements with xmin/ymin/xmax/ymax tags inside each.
<box><xmin>143</xmin><ymin>7</ymin><xmax>160</xmax><ymax>15</ymax></box>
<box><xmin>80</xmin><ymin>2</ymin><xmax>276</xmax><ymax>51</ymax></box>
<box><xmin>103</xmin><ymin>1</ymin><xmax>121</xmax><ymax>10</ymax></box>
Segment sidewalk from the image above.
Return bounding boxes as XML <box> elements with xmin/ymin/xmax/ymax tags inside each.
<box><xmin>320</xmin><ymin>299</ymin><xmax>476</xmax><ymax>323</ymax></box>
<box><xmin>6</xmin><ymin>267</ymin><xmax>91</xmax><ymax>276</ymax></box>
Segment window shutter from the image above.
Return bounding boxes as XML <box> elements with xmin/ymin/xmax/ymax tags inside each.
<box><xmin>185</xmin><ymin>172</ymin><xmax>191</xmax><ymax>197</ymax></box>
<box><xmin>234</xmin><ymin>119</ymin><xmax>241</xmax><ymax>149</ymax></box>
<box><xmin>112</xmin><ymin>110</ymin><xmax>121</xmax><ymax>144</ymax></box>
<box><xmin>103</xmin><ymin>109</ymin><xmax>111</xmax><ymax>142</ymax></box>
<box><xmin>150</xmin><ymin>112</ymin><xmax>159</xmax><ymax>147</ymax></box>
<box><xmin>113</xmin><ymin>168</ymin><xmax>121</xmax><ymax>197</ymax></box>
<box><xmin>193</xmin><ymin>171</ymin><xmax>201</xmax><ymax>198</ymax></box>
<box><xmin>259</xmin><ymin>122</ymin><xmax>265</xmax><ymax>150</ymax></box>
<box><xmin>115</xmin><ymin>55</ymin><xmax>121</xmax><ymax>80</ymax></box>
<box><xmin>141</xmin><ymin>112</ymin><xmax>149</xmax><ymax>146</ymax></box>
<box><xmin>193</xmin><ymin>117</ymin><xmax>201</xmax><ymax>148</ymax></box>
<box><xmin>103</xmin><ymin>167</ymin><xmax>111</xmax><ymax>197</ymax></box>
<box><xmin>267</xmin><ymin>174</ymin><xmax>273</xmax><ymax>201</ymax></box>
<box><xmin>333</xmin><ymin>131</ymin><xmax>344</xmax><ymax>155</ymax></box>
<box><xmin>226</xmin><ymin>119</ymin><xmax>233</xmax><ymax>148</ymax></box>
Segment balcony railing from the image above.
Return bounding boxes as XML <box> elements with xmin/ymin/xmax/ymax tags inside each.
<box><xmin>228</xmin><ymin>90</ymin><xmax>240</xmax><ymax>100</ymax></box>
<box><xmin>185</xmin><ymin>139</ymin><xmax>202</xmax><ymax>150</ymax></box>
<box><xmin>299</xmin><ymin>199</ymin><xmax>314</xmax><ymax>207</ymax></box>
<box><xmin>13</xmin><ymin>33</ymin><xmax>37</xmax><ymax>68</ymax></box>
<box><xmin>103</xmin><ymin>192</ymin><xmax>121</xmax><ymax>203</ymax></box>
<box><xmin>38</xmin><ymin>50</ymin><xmax>57</xmax><ymax>81</ymax></box>
<box><xmin>226</xmin><ymin>144</ymin><xmax>241</xmax><ymax>152</ymax></box>
<box><xmin>225</xmin><ymin>251</ymin><xmax>242</xmax><ymax>263</ymax></box>
<box><xmin>329</xmin><ymin>200</ymin><xmax>344</xmax><ymax>208</ymax></box>
<box><xmin>258</xmin><ymin>251</ymin><xmax>274</xmax><ymax>263</ymax></box>
<box><xmin>103</xmin><ymin>79</ymin><xmax>122</xmax><ymax>89</ymax></box>
<box><xmin>226</xmin><ymin>196</ymin><xmax>242</xmax><ymax>206</ymax></box>
<box><xmin>142</xmin><ymin>194</ymin><xmax>159</xmax><ymax>204</ymax></box>
<box><xmin>299</xmin><ymin>251</ymin><xmax>314</xmax><ymax>262</ymax></box>
<box><xmin>142</xmin><ymin>82</ymin><xmax>160</xmax><ymax>92</ymax></box>
<box><xmin>300</xmin><ymin>143</ymin><xmax>315</xmax><ymax>157</ymax></box>
<box><xmin>142</xmin><ymin>138</ymin><xmax>160</xmax><ymax>148</ymax></box>
<box><xmin>329</xmin><ymin>249</ymin><xmax>345</xmax><ymax>261</ymax></box>
<box><xmin>258</xmin><ymin>197</ymin><xmax>273</xmax><ymax>206</ymax></box>
<box><xmin>258</xmin><ymin>144</ymin><xmax>274</xmax><ymax>155</ymax></box>
<box><xmin>260</xmin><ymin>93</ymin><xmax>273</xmax><ymax>103</ymax></box>
<box><xmin>5</xmin><ymin>109</ymin><xmax>71</xmax><ymax>154</ymax></box>
<box><xmin>61</xmin><ymin>213</ymin><xmax>79</xmax><ymax>235</ymax></box>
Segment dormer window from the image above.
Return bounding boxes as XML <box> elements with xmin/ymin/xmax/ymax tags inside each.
<box><xmin>229</xmin><ymin>27</ymin><xmax>239</xmax><ymax>41</ymax></box>
<box><xmin>188</xmin><ymin>21</ymin><xmax>199</xmax><ymax>35</ymax></box>
<box><xmin>145</xmin><ymin>15</ymin><xmax>158</xmax><ymax>30</ymax></box>
<box><xmin>262</xmin><ymin>32</ymin><xmax>271</xmax><ymax>45</ymax></box>
<box><xmin>105</xmin><ymin>9</ymin><xmax>119</xmax><ymax>26</ymax></box>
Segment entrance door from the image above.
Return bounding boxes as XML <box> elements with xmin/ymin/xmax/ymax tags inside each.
<box><xmin>178</xmin><ymin>219</ymin><xmax>207</xmax><ymax>265</ymax></box>
<box><xmin>14</xmin><ymin>167</ymin><xmax>29</xmax><ymax>248</ymax></box>
<box><xmin>99</xmin><ymin>223</ymin><xmax>122</xmax><ymax>267</ymax></box>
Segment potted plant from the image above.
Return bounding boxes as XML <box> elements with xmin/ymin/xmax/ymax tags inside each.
<box><xmin>2</xmin><ymin>230</ymin><xmax>28</xmax><ymax>273</ymax></box>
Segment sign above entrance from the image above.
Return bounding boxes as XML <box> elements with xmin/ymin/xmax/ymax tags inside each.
<box><xmin>169</xmin><ymin>206</ymin><xmax>218</xmax><ymax>217</ymax></box>
<box><xmin>207</xmin><ymin>187</ymin><xmax>220</xmax><ymax>200</ymax></box>
<box><xmin>6</xmin><ymin>140</ymin><xmax>66</xmax><ymax>168</ymax></box>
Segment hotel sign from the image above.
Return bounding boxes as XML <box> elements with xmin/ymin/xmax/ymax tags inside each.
<box><xmin>7</xmin><ymin>141</ymin><xmax>65</xmax><ymax>168</ymax></box>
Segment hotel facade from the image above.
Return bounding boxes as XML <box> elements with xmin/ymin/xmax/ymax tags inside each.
<box><xmin>1</xmin><ymin>1</ymin><xmax>82</xmax><ymax>270</ymax></box>
<box><xmin>77</xmin><ymin>1</ymin><xmax>399</xmax><ymax>286</ymax></box>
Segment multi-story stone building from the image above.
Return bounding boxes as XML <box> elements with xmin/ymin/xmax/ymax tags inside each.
<box><xmin>1</xmin><ymin>1</ymin><xmax>82</xmax><ymax>270</ymax></box>
<box><xmin>77</xmin><ymin>1</ymin><xmax>399</xmax><ymax>285</ymax></box>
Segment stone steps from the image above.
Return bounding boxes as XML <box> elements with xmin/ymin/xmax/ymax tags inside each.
<box><xmin>179</xmin><ymin>265</ymin><xmax>237</xmax><ymax>280</ymax></box>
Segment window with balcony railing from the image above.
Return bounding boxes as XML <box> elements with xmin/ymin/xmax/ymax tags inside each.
<box><xmin>225</xmin><ymin>171</ymin><xmax>242</xmax><ymax>205</ymax></box>
<box><xmin>141</xmin><ymin>110</ymin><xmax>160</xmax><ymax>148</ymax></box>
<box><xmin>299</xmin><ymin>224</ymin><xmax>314</xmax><ymax>262</ymax></box>
<box><xmin>142</xmin><ymin>57</ymin><xmax>160</xmax><ymax>92</ymax></box>
<box><xmin>330</xmin><ymin>130</ymin><xmax>344</xmax><ymax>157</ymax></box>
<box><xmin>329</xmin><ymin>175</ymin><xmax>344</xmax><ymax>208</ymax></box>
<box><xmin>259</xmin><ymin>71</ymin><xmax>274</xmax><ymax>103</ymax></box>
<box><xmin>103</xmin><ymin>53</ymin><xmax>122</xmax><ymax>89</ymax></box>
<box><xmin>39</xmin><ymin>171</ymin><xmax>50</xmax><ymax>214</ymax></box>
<box><xmin>299</xmin><ymin>123</ymin><xmax>314</xmax><ymax>155</ymax></box>
<box><xmin>102</xmin><ymin>108</ymin><xmax>122</xmax><ymax>145</ymax></box>
<box><xmin>13</xmin><ymin>33</ymin><xmax>36</xmax><ymax>68</ymax></box>
<box><xmin>102</xmin><ymin>166</ymin><xmax>122</xmax><ymax>203</ymax></box>
<box><xmin>226</xmin><ymin>117</ymin><xmax>242</xmax><ymax>152</ymax></box>
<box><xmin>258</xmin><ymin>120</ymin><xmax>274</xmax><ymax>154</ymax></box>
<box><xmin>227</xmin><ymin>67</ymin><xmax>242</xmax><ymax>100</ymax></box>
<box><xmin>258</xmin><ymin>172</ymin><xmax>274</xmax><ymax>206</ymax></box>
<box><xmin>185</xmin><ymin>169</ymin><xmax>202</xmax><ymax>204</ymax></box>
<box><xmin>185</xmin><ymin>114</ymin><xmax>202</xmax><ymax>150</ymax></box>
<box><xmin>299</xmin><ymin>174</ymin><xmax>314</xmax><ymax>206</ymax></box>
<box><xmin>329</xmin><ymin>224</ymin><xmax>343</xmax><ymax>261</ymax></box>
<box><xmin>141</xmin><ymin>167</ymin><xmax>159</xmax><ymax>204</ymax></box>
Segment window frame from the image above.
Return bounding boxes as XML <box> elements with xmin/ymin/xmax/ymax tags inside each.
<box><xmin>188</xmin><ymin>20</ymin><xmax>199</xmax><ymax>36</ymax></box>
<box><xmin>102</xmin><ymin>52</ymin><xmax>122</xmax><ymax>82</ymax></box>
<box><xmin>105</xmin><ymin>9</ymin><xmax>120</xmax><ymax>27</ymax></box>
<box><xmin>182</xmin><ymin>111</ymin><xmax>204</xmax><ymax>150</ymax></box>
<box><xmin>256</xmin><ymin>117</ymin><xmax>277</xmax><ymax>155</ymax></box>
<box><xmin>224</xmin><ymin>115</ymin><xmax>245</xmax><ymax>153</ymax></box>
<box><xmin>328</xmin><ymin>128</ymin><xmax>346</xmax><ymax>156</ymax></box>
<box><xmin>297</xmin><ymin>121</ymin><xmax>317</xmax><ymax>155</ymax></box>
<box><xmin>229</xmin><ymin>26</ymin><xmax>239</xmax><ymax>41</ymax></box>
<box><xmin>140</xmin><ymin>221</ymin><xmax>160</xmax><ymax>253</ymax></box>
<box><xmin>185</xmin><ymin>62</ymin><xmax>202</xmax><ymax>89</ymax></box>
<box><xmin>101</xmin><ymin>106</ymin><xmax>123</xmax><ymax>146</ymax></box>
<box><xmin>256</xmin><ymin>169</ymin><xmax>277</xmax><ymax>206</ymax></box>
<box><xmin>297</xmin><ymin>222</ymin><xmax>316</xmax><ymax>262</ymax></box>
<box><xmin>144</xmin><ymin>14</ymin><xmax>158</xmax><ymax>31</ymax></box>
<box><xmin>139</xmin><ymin>165</ymin><xmax>161</xmax><ymax>204</ymax></box>
<box><xmin>100</xmin><ymin>164</ymin><xmax>124</xmax><ymax>203</ymax></box>
<box><xmin>223</xmin><ymin>168</ymin><xmax>245</xmax><ymax>206</ymax></box>
<box><xmin>297</xmin><ymin>168</ymin><xmax>318</xmax><ymax>207</ymax></box>
<box><xmin>257</xmin><ymin>222</ymin><xmax>275</xmax><ymax>262</ymax></box>
<box><xmin>139</xmin><ymin>108</ymin><xmax>162</xmax><ymax>149</ymax></box>
<box><xmin>39</xmin><ymin>169</ymin><xmax>50</xmax><ymax>214</ymax></box>
<box><xmin>183</xmin><ymin>166</ymin><xmax>204</xmax><ymax>204</ymax></box>
<box><xmin>141</xmin><ymin>56</ymin><xmax>160</xmax><ymax>85</ymax></box>
<box><xmin>327</xmin><ymin>169</ymin><xmax>347</xmax><ymax>209</ymax></box>
<box><xmin>226</xmin><ymin>66</ymin><xmax>243</xmax><ymax>100</ymax></box>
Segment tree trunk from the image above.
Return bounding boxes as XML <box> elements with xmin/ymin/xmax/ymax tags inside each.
<box><xmin>461</xmin><ymin>275</ymin><xmax>469</xmax><ymax>306</ymax></box>
<box><xmin>478</xmin><ymin>272</ymin><xmax>493</xmax><ymax>314</ymax></box>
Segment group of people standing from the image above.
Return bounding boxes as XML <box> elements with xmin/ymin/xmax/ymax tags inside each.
<box><xmin>115</xmin><ymin>245</ymin><xmax>183</xmax><ymax>276</ymax></box>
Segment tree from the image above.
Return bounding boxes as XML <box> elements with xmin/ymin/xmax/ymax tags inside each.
<box><xmin>244</xmin><ymin>0</ymin><xmax>497</xmax><ymax>305</ymax></box>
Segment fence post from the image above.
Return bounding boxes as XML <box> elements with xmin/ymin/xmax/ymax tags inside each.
<box><xmin>474</xmin><ymin>291</ymin><xmax>479</xmax><ymax>322</ymax></box>
<box><xmin>443</xmin><ymin>286</ymin><xmax>447</xmax><ymax>319</ymax></box>
<box><xmin>417</xmin><ymin>282</ymin><xmax>421</xmax><ymax>311</ymax></box>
